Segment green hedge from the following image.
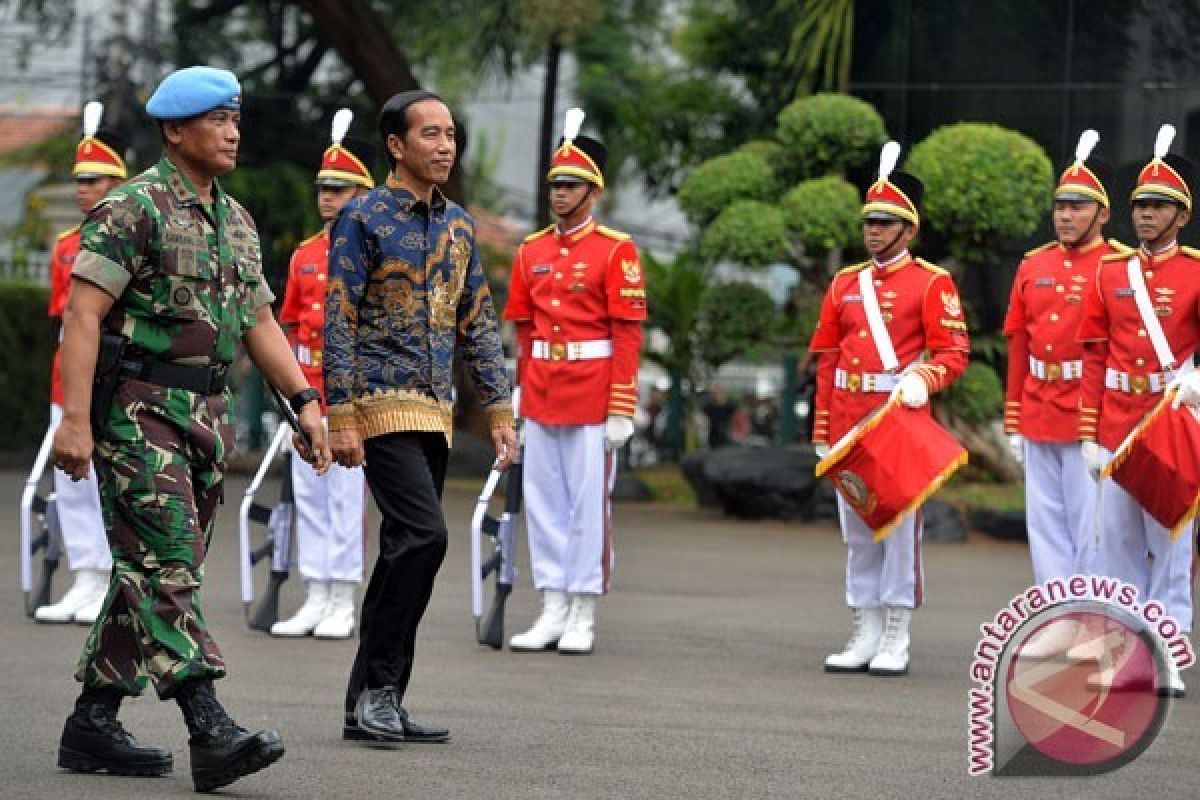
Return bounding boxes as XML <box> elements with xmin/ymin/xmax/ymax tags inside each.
<box><xmin>0</xmin><ymin>282</ymin><xmax>53</xmax><ymax>451</ymax></box>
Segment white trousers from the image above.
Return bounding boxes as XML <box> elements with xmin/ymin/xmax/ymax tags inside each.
<box><xmin>1023</xmin><ymin>440</ymin><xmax>1095</xmax><ymax>583</ymax></box>
<box><xmin>290</xmin><ymin>446</ymin><xmax>365</xmax><ymax>583</ymax></box>
<box><xmin>522</xmin><ymin>420</ymin><xmax>616</xmax><ymax>595</ymax></box>
<box><xmin>49</xmin><ymin>404</ymin><xmax>111</xmax><ymax>571</ymax></box>
<box><xmin>1092</xmin><ymin>446</ymin><xmax>1194</xmax><ymax>633</ymax></box>
<box><xmin>838</xmin><ymin>494</ymin><xmax>923</xmax><ymax>609</ymax></box>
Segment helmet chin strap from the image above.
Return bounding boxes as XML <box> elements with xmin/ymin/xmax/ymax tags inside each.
<box><xmin>1061</xmin><ymin>204</ymin><xmax>1104</xmax><ymax>249</ymax></box>
<box><xmin>558</xmin><ymin>186</ymin><xmax>594</xmax><ymax>224</ymax></box>
<box><xmin>1141</xmin><ymin>205</ymin><xmax>1184</xmax><ymax>249</ymax></box>
<box><xmin>873</xmin><ymin>224</ymin><xmax>909</xmax><ymax>263</ymax></box>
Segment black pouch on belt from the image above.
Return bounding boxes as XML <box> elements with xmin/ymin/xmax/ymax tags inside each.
<box><xmin>91</xmin><ymin>331</ymin><xmax>128</xmax><ymax>438</ymax></box>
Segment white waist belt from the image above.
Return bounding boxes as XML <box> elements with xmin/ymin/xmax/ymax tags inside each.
<box><xmin>1028</xmin><ymin>356</ymin><xmax>1083</xmax><ymax>381</ymax></box>
<box><xmin>1105</xmin><ymin>367</ymin><xmax>1174</xmax><ymax>395</ymax></box>
<box><xmin>834</xmin><ymin>369</ymin><xmax>901</xmax><ymax>393</ymax></box>
<box><xmin>531</xmin><ymin>339</ymin><xmax>613</xmax><ymax>361</ymax></box>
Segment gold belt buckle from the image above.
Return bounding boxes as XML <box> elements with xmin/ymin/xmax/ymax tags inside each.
<box><xmin>312</xmin><ymin>350</ymin><xmax>323</xmax><ymax>367</ymax></box>
<box><xmin>1045</xmin><ymin>363</ymin><xmax>1061</xmax><ymax>382</ymax></box>
<box><xmin>1131</xmin><ymin>374</ymin><xmax>1148</xmax><ymax>395</ymax></box>
<box><xmin>550</xmin><ymin>343</ymin><xmax>566</xmax><ymax>362</ymax></box>
<box><xmin>847</xmin><ymin>373</ymin><xmax>861</xmax><ymax>392</ymax></box>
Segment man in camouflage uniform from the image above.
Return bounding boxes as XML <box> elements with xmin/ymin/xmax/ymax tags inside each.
<box><xmin>51</xmin><ymin>66</ymin><xmax>330</xmax><ymax>792</ymax></box>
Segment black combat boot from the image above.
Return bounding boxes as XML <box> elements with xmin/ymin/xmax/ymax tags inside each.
<box><xmin>174</xmin><ymin>679</ymin><xmax>284</xmax><ymax>793</ymax></box>
<box><xmin>58</xmin><ymin>686</ymin><xmax>173</xmax><ymax>776</ymax></box>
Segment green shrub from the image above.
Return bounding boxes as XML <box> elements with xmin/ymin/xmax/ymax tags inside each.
<box><xmin>696</xmin><ymin>281</ymin><xmax>778</xmax><ymax>368</ymax></box>
<box><xmin>700</xmin><ymin>200</ymin><xmax>791</xmax><ymax>266</ymax></box>
<box><xmin>677</xmin><ymin>150</ymin><xmax>776</xmax><ymax>225</ymax></box>
<box><xmin>775</xmin><ymin>93</ymin><xmax>886</xmax><ymax>182</ymax></box>
<box><xmin>0</xmin><ymin>283</ymin><xmax>53</xmax><ymax>451</ymax></box>
<box><xmin>780</xmin><ymin>175</ymin><xmax>861</xmax><ymax>256</ymax></box>
<box><xmin>906</xmin><ymin>123</ymin><xmax>1053</xmax><ymax>265</ymax></box>
<box><xmin>937</xmin><ymin>361</ymin><xmax>1003</xmax><ymax>424</ymax></box>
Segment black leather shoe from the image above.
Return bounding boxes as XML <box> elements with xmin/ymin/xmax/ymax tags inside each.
<box><xmin>176</xmin><ymin>679</ymin><xmax>285</xmax><ymax>792</ymax></box>
<box><xmin>58</xmin><ymin>688</ymin><xmax>173</xmax><ymax>777</ymax></box>
<box><xmin>350</xmin><ymin>691</ymin><xmax>450</xmax><ymax>744</ymax></box>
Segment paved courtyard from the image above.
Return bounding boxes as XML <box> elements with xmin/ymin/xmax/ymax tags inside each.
<box><xmin>2</xmin><ymin>468</ymin><xmax>1198</xmax><ymax>798</ymax></box>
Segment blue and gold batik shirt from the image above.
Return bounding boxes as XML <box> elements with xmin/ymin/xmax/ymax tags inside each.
<box><xmin>324</xmin><ymin>178</ymin><xmax>512</xmax><ymax>441</ymax></box>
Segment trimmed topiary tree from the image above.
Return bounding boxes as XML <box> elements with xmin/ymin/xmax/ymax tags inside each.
<box><xmin>700</xmin><ymin>200</ymin><xmax>791</xmax><ymax>266</ymax></box>
<box><xmin>780</xmin><ymin>175</ymin><xmax>861</xmax><ymax>257</ymax></box>
<box><xmin>906</xmin><ymin>123</ymin><xmax>1054</xmax><ymax>266</ymax></box>
<box><xmin>774</xmin><ymin>93</ymin><xmax>887</xmax><ymax>183</ymax></box>
<box><xmin>676</xmin><ymin>149</ymin><xmax>776</xmax><ymax>225</ymax></box>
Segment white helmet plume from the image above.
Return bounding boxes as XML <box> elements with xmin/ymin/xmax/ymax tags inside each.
<box><xmin>82</xmin><ymin>101</ymin><xmax>103</xmax><ymax>137</ymax></box>
<box><xmin>877</xmin><ymin>140</ymin><xmax>901</xmax><ymax>182</ymax></box>
<box><xmin>1154</xmin><ymin>124</ymin><xmax>1176</xmax><ymax>160</ymax></box>
<box><xmin>331</xmin><ymin>108</ymin><xmax>353</xmax><ymax>145</ymax></box>
<box><xmin>1074</xmin><ymin>129</ymin><xmax>1099</xmax><ymax>164</ymax></box>
<box><xmin>562</xmin><ymin>107</ymin><xmax>585</xmax><ymax>143</ymax></box>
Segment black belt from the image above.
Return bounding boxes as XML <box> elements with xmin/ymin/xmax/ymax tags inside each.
<box><xmin>119</xmin><ymin>357</ymin><xmax>229</xmax><ymax>395</ymax></box>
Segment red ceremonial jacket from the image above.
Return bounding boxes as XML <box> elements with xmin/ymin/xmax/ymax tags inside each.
<box><xmin>279</xmin><ymin>230</ymin><xmax>330</xmax><ymax>406</ymax></box>
<box><xmin>48</xmin><ymin>226</ymin><xmax>81</xmax><ymax>407</ymax></box>
<box><xmin>1003</xmin><ymin>237</ymin><xmax>1129</xmax><ymax>441</ymax></box>
<box><xmin>504</xmin><ymin>218</ymin><xmax>646</xmax><ymax>425</ymax></box>
<box><xmin>1077</xmin><ymin>244</ymin><xmax>1200</xmax><ymax>449</ymax></box>
<box><xmin>809</xmin><ymin>254</ymin><xmax>970</xmax><ymax>444</ymax></box>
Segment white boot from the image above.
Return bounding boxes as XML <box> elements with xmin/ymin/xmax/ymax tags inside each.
<box><xmin>35</xmin><ymin>568</ymin><xmax>108</xmax><ymax>624</ymax></box>
<box><xmin>314</xmin><ymin>581</ymin><xmax>357</xmax><ymax>639</ymax></box>
<box><xmin>72</xmin><ymin>568</ymin><xmax>112</xmax><ymax>625</ymax></box>
<box><xmin>824</xmin><ymin>608</ymin><xmax>884</xmax><ymax>672</ymax></box>
<box><xmin>557</xmin><ymin>594</ymin><xmax>596</xmax><ymax>655</ymax></box>
<box><xmin>868</xmin><ymin>607</ymin><xmax>912</xmax><ymax>676</ymax></box>
<box><xmin>270</xmin><ymin>580</ymin><xmax>331</xmax><ymax>637</ymax></box>
<box><xmin>509</xmin><ymin>589</ymin><xmax>569</xmax><ymax>651</ymax></box>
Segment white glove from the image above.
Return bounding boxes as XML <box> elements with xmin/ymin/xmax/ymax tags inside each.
<box><xmin>1007</xmin><ymin>434</ymin><xmax>1025</xmax><ymax>466</ymax></box>
<box><xmin>605</xmin><ymin>415</ymin><xmax>635</xmax><ymax>451</ymax></box>
<box><xmin>814</xmin><ymin>443</ymin><xmax>831</xmax><ymax>459</ymax></box>
<box><xmin>896</xmin><ymin>373</ymin><xmax>929</xmax><ymax>408</ymax></box>
<box><xmin>1171</xmin><ymin>371</ymin><xmax>1200</xmax><ymax>410</ymax></box>
<box><xmin>1081</xmin><ymin>440</ymin><xmax>1104</xmax><ymax>482</ymax></box>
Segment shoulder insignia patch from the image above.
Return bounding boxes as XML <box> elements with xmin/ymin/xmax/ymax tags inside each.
<box><xmin>915</xmin><ymin>257</ymin><xmax>949</xmax><ymax>276</ymax></box>
<box><xmin>836</xmin><ymin>260</ymin><xmax>870</xmax><ymax>276</ymax></box>
<box><xmin>523</xmin><ymin>225</ymin><xmax>554</xmax><ymax>243</ymax></box>
<box><xmin>595</xmin><ymin>224</ymin><xmax>631</xmax><ymax>241</ymax></box>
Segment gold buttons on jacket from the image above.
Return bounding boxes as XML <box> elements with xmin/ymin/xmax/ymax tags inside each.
<box><xmin>551</xmin><ymin>298</ymin><xmax>561</xmax><ymax>307</ymax></box>
<box><xmin>552</xmin><ymin>325</ymin><xmax>561</xmax><ymax>332</ymax></box>
<box><xmin>311</xmin><ymin>303</ymin><xmax>321</xmax><ymax>310</ymax></box>
<box><xmin>1045</xmin><ymin>344</ymin><xmax>1053</xmax><ymax>353</ymax></box>
<box><xmin>1063</xmin><ymin>260</ymin><xmax>1072</xmax><ymax>268</ymax></box>
<box><xmin>555</xmin><ymin>272</ymin><xmax>563</xmax><ymax>280</ymax></box>
<box><xmin>1050</xmin><ymin>313</ymin><xmax>1060</xmax><ymax>322</ymax></box>
<box><xmin>859</xmin><ymin>330</ymin><xmax>868</xmax><ymax>338</ymax></box>
<box><xmin>1146</xmin><ymin>271</ymin><xmax>1154</xmax><ymax>280</ymax></box>
<box><xmin>1056</xmin><ymin>285</ymin><xmax>1065</xmax><ymax>293</ymax></box>
<box><xmin>851</xmin><ymin>357</ymin><xmax>861</xmax><ymax>366</ymax></box>
<box><xmin>1136</xmin><ymin>357</ymin><xmax>1145</xmax><ymax>366</ymax></box>
<box><xmin>560</xmin><ymin>247</ymin><xmax>569</xmax><ymax>256</ymax></box>
<box><xmin>1138</xmin><ymin>329</ymin><xmax>1147</xmax><ymax>337</ymax></box>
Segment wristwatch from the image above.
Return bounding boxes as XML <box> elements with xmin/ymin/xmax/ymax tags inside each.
<box><xmin>289</xmin><ymin>387</ymin><xmax>321</xmax><ymax>413</ymax></box>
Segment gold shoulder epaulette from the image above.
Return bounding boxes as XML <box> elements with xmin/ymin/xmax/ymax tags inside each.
<box><xmin>1100</xmin><ymin>251</ymin><xmax>1130</xmax><ymax>262</ymax></box>
<box><xmin>1107</xmin><ymin>238</ymin><xmax>1134</xmax><ymax>255</ymax></box>
<box><xmin>1024</xmin><ymin>241</ymin><xmax>1056</xmax><ymax>258</ymax></box>
<box><xmin>836</xmin><ymin>260</ymin><xmax>869</xmax><ymax>276</ymax></box>
<box><xmin>595</xmin><ymin>224</ymin><xmax>630</xmax><ymax>241</ymax></box>
<box><xmin>55</xmin><ymin>225</ymin><xmax>80</xmax><ymax>241</ymax></box>
<box><xmin>298</xmin><ymin>231</ymin><xmax>322</xmax><ymax>248</ymax></box>
<box><xmin>915</xmin><ymin>257</ymin><xmax>949</xmax><ymax>275</ymax></box>
<box><xmin>523</xmin><ymin>225</ymin><xmax>554</xmax><ymax>243</ymax></box>
<box><xmin>1182</xmin><ymin>246</ymin><xmax>1200</xmax><ymax>261</ymax></box>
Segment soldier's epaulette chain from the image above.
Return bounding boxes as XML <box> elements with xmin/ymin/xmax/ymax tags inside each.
<box><xmin>835</xmin><ymin>260</ymin><xmax>869</xmax><ymax>276</ymax></box>
<box><xmin>523</xmin><ymin>225</ymin><xmax>554</xmax><ymax>243</ymax></box>
<box><xmin>595</xmin><ymin>224</ymin><xmax>630</xmax><ymax>241</ymax></box>
<box><xmin>1024</xmin><ymin>241</ymin><xmax>1056</xmax><ymax>258</ymax></box>
<box><xmin>915</xmin><ymin>257</ymin><xmax>948</xmax><ymax>275</ymax></box>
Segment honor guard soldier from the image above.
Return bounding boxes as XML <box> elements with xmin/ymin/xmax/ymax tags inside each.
<box><xmin>1003</xmin><ymin>130</ymin><xmax>1129</xmax><ymax>585</ymax></box>
<box><xmin>51</xmin><ymin>66</ymin><xmax>330</xmax><ymax>790</ymax></box>
<box><xmin>810</xmin><ymin>142</ymin><xmax>969</xmax><ymax>676</ymax></box>
<box><xmin>504</xmin><ymin>108</ymin><xmax>646</xmax><ymax>655</ymax></box>
<box><xmin>1078</xmin><ymin>124</ymin><xmax>1200</xmax><ymax>697</ymax></box>
<box><xmin>272</xmin><ymin>110</ymin><xmax>373</xmax><ymax>640</ymax></box>
<box><xmin>36</xmin><ymin>102</ymin><xmax>125</xmax><ymax>625</ymax></box>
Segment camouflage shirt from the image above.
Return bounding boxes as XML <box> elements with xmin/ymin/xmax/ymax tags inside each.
<box><xmin>73</xmin><ymin>156</ymin><xmax>274</xmax><ymax>366</ymax></box>
<box><xmin>325</xmin><ymin>179</ymin><xmax>512</xmax><ymax>440</ymax></box>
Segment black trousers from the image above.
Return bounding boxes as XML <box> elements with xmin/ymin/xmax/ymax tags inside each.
<box><xmin>344</xmin><ymin>432</ymin><xmax>449</xmax><ymax>717</ymax></box>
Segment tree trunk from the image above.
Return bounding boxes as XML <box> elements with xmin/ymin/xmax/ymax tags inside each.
<box><xmin>296</xmin><ymin>0</ymin><xmax>465</xmax><ymax>202</ymax></box>
<box><xmin>933</xmin><ymin>406</ymin><xmax>1022</xmax><ymax>483</ymax></box>
<box><xmin>535</xmin><ymin>36</ymin><xmax>563</xmax><ymax>229</ymax></box>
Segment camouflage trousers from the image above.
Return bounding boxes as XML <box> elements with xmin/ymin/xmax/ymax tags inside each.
<box><xmin>76</xmin><ymin>378</ymin><xmax>234</xmax><ymax>699</ymax></box>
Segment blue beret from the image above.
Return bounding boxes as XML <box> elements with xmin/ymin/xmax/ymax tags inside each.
<box><xmin>146</xmin><ymin>66</ymin><xmax>241</xmax><ymax>120</ymax></box>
